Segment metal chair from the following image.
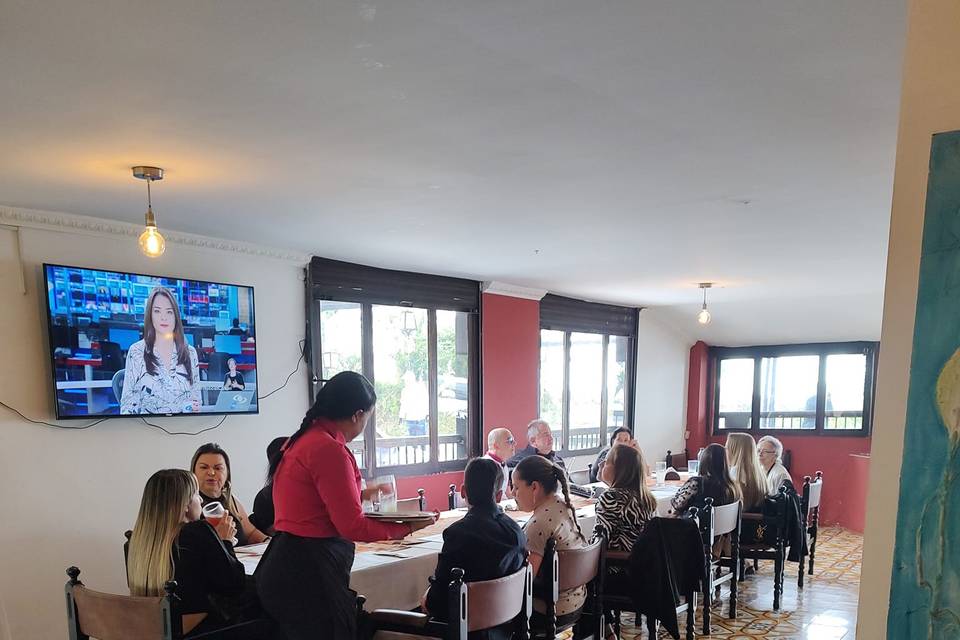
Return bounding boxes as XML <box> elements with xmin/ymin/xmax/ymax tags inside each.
<box><xmin>369</xmin><ymin>564</ymin><xmax>533</xmax><ymax>640</ymax></box>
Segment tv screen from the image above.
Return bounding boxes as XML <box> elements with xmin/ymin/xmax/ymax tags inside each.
<box><xmin>44</xmin><ymin>264</ymin><xmax>258</xmax><ymax>419</ymax></box>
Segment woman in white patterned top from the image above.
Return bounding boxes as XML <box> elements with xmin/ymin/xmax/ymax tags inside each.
<box><xmin>513</xmin><ymin>455</ymin><xmax>588</xmax><ymax>619</ymax></box>
<box><xmin>120</xmin><ymin>286</ymin><xmax>201</xmax><ymax>415</ymax></box>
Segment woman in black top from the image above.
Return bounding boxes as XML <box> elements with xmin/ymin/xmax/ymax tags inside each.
<box><xmin>668</xmin><ymin>443</ymin><xmax>740</xmax><ymax>516</ymax></box>
<box><xmin>223</xmin><ymin>357</ymin><xmax>246</xmax><ymax>390</ymax></box>
<box><xmin>127</xmin><ymin>469</ymin><xmax>248</xmax><ymax>636</ymax></box>
<box><xmin>590</xmin><ymin>427</ymin><xmax>634</xmax><ymax>482</ymax></box>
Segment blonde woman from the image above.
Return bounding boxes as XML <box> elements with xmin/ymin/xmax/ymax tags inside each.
<box><xmin>127</xmin><ymin>469</ymin><xmax>246</xmax><ymax>636</ymax></box>
<box><xmin>725</xmin><ymin>433</ymin><xmax>768</xmax><ymax>511</ymax></box>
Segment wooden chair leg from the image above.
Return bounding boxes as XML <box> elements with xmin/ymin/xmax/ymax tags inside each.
<box><xmin>686</xmin><ymin>593</ymin><xmax>696</xmax><ymax>640</ymax></box>
<box><xmin>808</xmin><ymin>525</ymin><xmax>818</xmax><ymax>576</ymax></box>
<box><xmin>773</xmin><ymin>545</ymin><xmax>784</xmax><ymax>611</ymax></box>
<box><xmin>645</xmin><ymin>614</ymin><xmax>657</xmax><ymax>640</ymax></box>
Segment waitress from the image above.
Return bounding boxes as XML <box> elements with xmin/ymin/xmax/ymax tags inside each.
<box><xmin>256</xmin><ymin>371</ymin><xmax>434</xmax><ymax>639</ymax></box>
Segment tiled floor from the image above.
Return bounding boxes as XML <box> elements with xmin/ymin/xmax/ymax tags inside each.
<box><xmin>597</xmin><ymin>527</ymin><xmax>862</xmax><ymax>639</ymax></box>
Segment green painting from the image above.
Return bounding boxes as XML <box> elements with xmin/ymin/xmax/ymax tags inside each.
<box><xmin>889</xmin><ymin>130</ymin><xmax>960</xmax><ymax>638</ymax></box>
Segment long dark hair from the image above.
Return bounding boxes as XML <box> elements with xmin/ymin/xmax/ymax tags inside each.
<box><xmin>699</xmin><ymin>443</ymin><xmax>740</xmax><ymax>505</ymax></box>
<box><xmin>143</xmin><ymin>286</ymin><xmax>193</xmax><ymax>384</ymax></box>
<box><xmin>514</xmin><ymin>455</ymin><xmax>586</xmax><ymax>543</ymax></box>
<box><xmin>268</xmin><ymin>371</ymin><xmax>377</xmax><ymax>480</ymax></box>
<box><xmin>608</xmin><ymin>427</ymin><xmax>632</xmax><ymax>447</ymax></box>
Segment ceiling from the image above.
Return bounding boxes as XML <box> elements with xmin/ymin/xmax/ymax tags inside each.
<box><xmin>0</xmin><ymin>0</ymin><xmax>906</xmax><ymax>345</ymax></box>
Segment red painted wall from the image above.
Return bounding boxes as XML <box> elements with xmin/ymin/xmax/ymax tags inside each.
<box><xmin>687</xmin><ymin>343</ymin><xmax>872</xmax><ymax>528</ymax></box>
<box><xmin>398</xmin><ymin>293</ymin><xmax>542</xmax><ymax>504</ymax></box>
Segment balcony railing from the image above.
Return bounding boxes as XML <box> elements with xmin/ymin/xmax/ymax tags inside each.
<box><xmin>347</xmin><ymin>433</ymin><xmax>467</xmax><ymax>469</ymax></box>
<box><xmin>718</xmin><ymin>410</ymin><xmax>864</xmax><ymax>431</ymax></box>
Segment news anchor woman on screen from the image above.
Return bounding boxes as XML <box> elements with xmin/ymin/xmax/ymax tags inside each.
<box><xmin>256</xmin><ymin>371</ymin><xmax>435</xmax><ymax>639</ymax></box>
<box><xmin>120</xmin><ymin>286</ymin><xmax>201</xmax><ymax>414</ymax></box>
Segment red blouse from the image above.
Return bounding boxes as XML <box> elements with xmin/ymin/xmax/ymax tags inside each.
<box><xmin>272</xmin><ymin>418</ymin><xmax>408</xmax><ymax>541</ymax></box>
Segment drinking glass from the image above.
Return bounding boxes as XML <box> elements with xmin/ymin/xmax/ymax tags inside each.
<box><xmin>654</xmin><ymin>461</ymin><xmax>667</xmax><ymax>486</ymax></box>
<box><xmin>202</xmin><ymin>502</ymin><xmax>225</xmax><ymax>528</ymax></box>
<box><xmin>373</xmin><ymin>474</ymin><xmax>397</xmax><ymax>512</ymax></box>
<box><xmin>688</xmin><ymin>459</ymin><xmax>699</xmax><ymax>475</ymax></box>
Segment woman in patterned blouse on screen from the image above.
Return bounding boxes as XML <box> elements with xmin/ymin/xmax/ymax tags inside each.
<box><xmin>120</xmin><ymin>286</ymin><xmax>201</xmax><ymax>414</ymax></box>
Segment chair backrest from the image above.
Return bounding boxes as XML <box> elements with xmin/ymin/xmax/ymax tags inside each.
<box><xmin>123</xmin><ymin>530</ymin><xmax>132</xmax><ymax>574</ymax></box>
<box><xmin>396</xmin><ymin>488</ymin><xmax>426</xmax><ymax>513</ymax></box>
<box><xmin>711</xmin><ymin>500</ymin><xmax>741</xmax><ymax>537</ymax></box>
<box><xmin>465</xmin><ymin>564</ymin><xmax>532</xmax><ymax>632</ymax></box>
<box><xmin>65</xmin><ymin>567</ymin><xmax>179</xmax><ymax>640</ymax></box>
<box><xmin>802</xmin><ymin>472</ymin><xmax>824</xmax><ymax>511</ymax></box>
<box><xmin>556</xmin><ymin>538</ymin><xmax>603</xmax><ymax>592</ymax></box>
<box><xmin>664</xmin><ymin>469</ymin><xmax>682</xmax><ymax>481</ymax></box>
<box><xmin>666</xmin><ymin>449</ymin><xmax>689</xmax><ymax>470</ymax></box>
<box><xmin>448</xmin><ymin>483</ymin><xmax>466</xmax><ymax>510</ymax></box>
<box><xmin>112</xmin><ymin>369</ymin><xmax>125</xmax><ymax>404</ymax></box>
<box><xmin>206</xmin><ymin>352</ymin><xmax>230</xmax><ymax>381</ymax></box>
<box><xmin>569</xmin><ymin>469</ymin><xmax>591</xmax><ymax>485</ymax></box>
<box><xmin>100</xmin><ymin>341</ymin><xmax>124</xmax><ymax>373</ymax></box>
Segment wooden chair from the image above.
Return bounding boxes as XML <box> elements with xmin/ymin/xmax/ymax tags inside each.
<box><xmin>396</xmin><ymin>487</ymin><xmax>426</xmax><ymax>512</ymax></box>
<box><xmin>665</xmin><ymin>449</ymin><xmax>689</xmax><ymax>471</ymax></box>
<box><xmin>448</xmin><ymin>483</ymin><xmax>467</xmax><ymax>510</ymax></box>
<box><xmin>123</xmin><ymin>530</ymin><xmax>132</xmax><ymax>573</ymax></box>
<box><xmin>603</xmin><ymin>513</ymin><xmax>700</xmax><ymax>640</ymax></box>
<box><xmin>699</xmin><ymin>498</ymin><xmax>741</xmax><ymax>634</ymax></box>
<box><xmin>369</xmin><ymin>564</ymin><xmax>533</xmax><ymax>640</ymax></box>
<box><xmin>798</xmin><ymin>471</ymin><xmax>824</xmax><ymax>587</ymax></box>
<box><xmin>738</xmin><ymin>487</ymin><xmax>790</xmax><ymax>610</ymax></box>
<box><xmin>532</xmin><ymin>537</ymin><xmax>605</xmax><ymax>640</ymax></box>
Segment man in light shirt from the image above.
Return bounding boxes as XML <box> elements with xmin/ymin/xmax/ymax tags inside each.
<box><xmin>758</xmin><ymin>435</ymin><xmax>793</xmax><ymax>494</ymax></box>
<box><xmin>483</xmin><ymin>427</ymin><xmax>516</xmax><ymax>497</ymax></box>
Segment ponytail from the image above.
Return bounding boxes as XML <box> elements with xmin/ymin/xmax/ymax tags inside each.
<box><xmin>268</xmin><ymin>371</ymin><xmax>376</xmax><ymax>480</ymax></box>
<box><xmin>515</xmin><ymin>455</ymin><xmax>586</xmax><ymax>543</ymax></box>
<box><xmin>555</xmin><ymin>467</ymin><xmax>586</xmax><ymax>543</ymax></box>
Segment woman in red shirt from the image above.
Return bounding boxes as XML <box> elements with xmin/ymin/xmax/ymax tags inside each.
<box><xmin>256</xmin><ymin>371</ymin><xmax>434</xmax><ymax>639</ymax></box>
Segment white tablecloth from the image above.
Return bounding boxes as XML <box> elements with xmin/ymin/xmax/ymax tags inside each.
<box><xmin>235</xmin><ymin>505</ymin><xmax>599</xmax><ymax>611</ymax></box>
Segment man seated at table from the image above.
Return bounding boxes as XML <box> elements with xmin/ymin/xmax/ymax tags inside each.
<box><xmin>483</xmin><ymin>427</ymin><xmax>516</xmax><ymax>497</ymax></box>
<box><xmin>421</xmin><ymin>457</ymin><xmax>527</xmax><ymax>636</ymax></box>
<box><xmin>506</xmin><ymin>419</ymin><xmax>567</xmax><ymax>476</ymax></box>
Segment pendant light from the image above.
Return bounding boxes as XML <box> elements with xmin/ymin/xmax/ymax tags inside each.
<box><xmin>697</xmin><ymin>282</ymin><xmax>713</xmax><ymax>325</ymax></box>
<box><xmin>132</xmin><ymin>166</ymin><xmax>166</xmax><ymax>257</ymax></box>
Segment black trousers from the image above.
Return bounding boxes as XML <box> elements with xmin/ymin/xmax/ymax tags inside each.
<box><xmin>256</xmin><ymin>533</ymin><xmax>357</xmax><ymax>640</ymax></box>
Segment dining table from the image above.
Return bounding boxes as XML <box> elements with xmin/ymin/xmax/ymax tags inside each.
<box><xmin>233</xmin><ymin>478</ymin><xmax>686</xmax><ymax>612</ymax></box>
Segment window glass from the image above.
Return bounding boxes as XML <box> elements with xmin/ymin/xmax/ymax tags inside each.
<box><xmin>606</xmin><ymin>336</ymin><xmax>629</xmax><ymax>440</ymax></box>
<box><xmin>372</xmin><ymin>305</ymin><xmax>429</xmax><ymax>467</ymax></box>
<box><xmin>717</xmin><ymin>358</ymin><xmax>754</xmax><ymax>429</ymax></box>
<box><xmin>568</xmin><ymin>332</ymin><xmax>603</xmax><ymax>451</ymax></box>
<box><xmin>824</xmin><ymin>353</ymin><xmax>867</xmax><ymax>430</ymax></box>
<box><xmin>759</xmin><ymin>355</ymin><xmax>820</xmax><ymax>430</ymax></box>
<box><xmin>319</xmin><ymin>300</ymin><xmax>363</xmax><ymax>466</ymax></box>
<box><xmin>437</xmin><ymin>310</ymin><xmax>470</xmax><ymax>460</ymax></box>
<box><xmin>539</xmin><ymin>330</ymin><xmax>565</xmax><ymax>443</ymax></box>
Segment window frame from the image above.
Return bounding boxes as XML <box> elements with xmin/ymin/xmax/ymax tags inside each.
<box><xmin>710</xmin><ymin>341</ymin><xmax>878</xmax><ymax>437</ymax></box>
<box><xmin>538</xmin><ymin>295</ymin><xmax>639</xmax><ymax>457</ymax></box>
<box><xmin>307</xmin><ymin>258</ymin><xmax>481</xmax><ymax>478</ymax></box>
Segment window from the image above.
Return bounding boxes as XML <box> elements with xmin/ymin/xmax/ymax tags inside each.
<box><xmin>308</xmin><ymin>258</ymin><xmax>480</xmax><ymax>477</ymax></box>
<box><xmin>712</xmin><ymin>342</ymin><xmax>877</xmax><ymax>436</ymax></box>
<box><xmin>539</xmin><ymin>295</ymin><xmax>638</xmax><ymax>454</ymax></box>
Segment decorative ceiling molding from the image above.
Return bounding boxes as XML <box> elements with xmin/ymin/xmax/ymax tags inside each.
<box><xmin>0</xmin><ymin>205</ymin><xmax>310</xmax><ymax>264</ymax></box>
<box><xmin>481</xmin><ymin>280</ymin><xmax>547</xmax><ymax>301</ymax></box>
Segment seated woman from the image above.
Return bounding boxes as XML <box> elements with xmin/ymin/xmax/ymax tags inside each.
<box><xmin>725</xmin><ymin>433</ymin><xmax>769</xmax><ymax>512</ymax></box>
<box><xmin>589</xmin><ymin>427</ymin><xmax>634</xmax><ymax>482</ymax></box>
<box><xmin>668</xmin><ymin>443</ymin><xmax>740</xmax><ymax>516</ymax></box>
<box><xmin>593</xmin><ymin>443</ymin><xmax>657</xmax><ymax>592</ymax></box>
<box><xmin>127</xmin><ymin>469</ymin><xmax>248</xmax><ymax>637</ymax></box>
<box><xmin>249</xmin><ymin>436</ymin><xmax>287</xmax><ymax>535</ymax></box>
<box><xmin>191</xmin><ymin>443</ymin><xmax>269</xmax><ymax>546</ymax></box>
<box><xmin>513</xmin><ymin>455</ymin><xmax>589</xmax><ymax>626</ymax></box>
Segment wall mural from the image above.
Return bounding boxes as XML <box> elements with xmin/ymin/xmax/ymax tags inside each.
<box><xmin>889</xmin><ymin>130</ymin><xmax>960</xmax><ymax>639</ymax></box>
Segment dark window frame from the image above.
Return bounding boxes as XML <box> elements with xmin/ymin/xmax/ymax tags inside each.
<box><xmin>306</xmin><ymin>258</ymin><xmax>482</xmax><ymax>478</ymax></box>
<box><xmin>710</xmin><ymin>341</ymin><xmax>879</xmax><ymax>437</ymax></box>
<box><xmin>538</xmin><ymin>295</ymin><xmax>640</xmax><ymax>457</ymax></box>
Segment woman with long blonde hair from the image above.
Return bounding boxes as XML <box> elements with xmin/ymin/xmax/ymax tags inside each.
<box><xmin>127</xmin><ymin>469</ymin><xmax>248</xmax><ymax>636</ymax></box>
<box><xmin>725</xmin><ymin>433</ymin><xmax>768</xmax><ymax>510</ymax></box>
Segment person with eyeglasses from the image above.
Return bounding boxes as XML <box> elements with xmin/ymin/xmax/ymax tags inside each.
<box><xmin>483</xmin><ymin>427</ymin><xmax>517</xmax><ymax>497</ymax></box>
<box><xmin>757</xmin><ymin>435</ymin><xmax>794</xmax><ymax>494</ymax></box>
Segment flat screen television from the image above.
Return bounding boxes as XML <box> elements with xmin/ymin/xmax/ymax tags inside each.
<box><xmin>43</xmin><ymin>263</ymin><xmax>259</xmax><ymax>419</ymax></box>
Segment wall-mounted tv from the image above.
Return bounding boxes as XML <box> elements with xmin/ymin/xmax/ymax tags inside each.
<box><xmin>43</xmin><ymin>263</ymin><xmax>259</xmax><ymax>419</ymax></box>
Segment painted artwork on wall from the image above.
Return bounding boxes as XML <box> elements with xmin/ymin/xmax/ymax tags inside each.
<box><xmin>889</xmin><ymin>130</ymin><xmax>960</xmax><ymax>638</ymax></box>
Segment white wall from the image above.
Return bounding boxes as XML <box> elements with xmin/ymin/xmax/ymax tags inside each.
<box><xmin>0</xmin><ymin>215</ymin><xmax>308</xmax><ymax>640</ymax></box>
<box><xmin>856</xmin><ymin>0</ymin><xmax>960</xmax><ymax>636</ymax></box>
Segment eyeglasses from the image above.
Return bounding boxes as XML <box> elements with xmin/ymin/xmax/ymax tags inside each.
<box><xmin>759</xmin><ymin>449</ymin><xmax>776</xmax><ymax>456</ymax></box>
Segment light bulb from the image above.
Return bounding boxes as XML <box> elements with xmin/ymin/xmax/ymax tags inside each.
<box><xmin>697</xmin><ymin>308</ymin><xmax>712</xmax><ymax>325</ymax></box>
<box><xmin>139</xmin><ymin>225</ymin><xmax>166</xmax><ymax>257</ymax></box>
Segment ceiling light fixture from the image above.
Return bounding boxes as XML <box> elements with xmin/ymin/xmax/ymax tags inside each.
<box><xmin>132</xmin><ymin>166</ymin><xmax>166</xmax><ymax>258</ymax></box>
<box><xmin>697</xmin><ymin>282</ymin><xmax>713</xmax><ymax>325</ymax></box>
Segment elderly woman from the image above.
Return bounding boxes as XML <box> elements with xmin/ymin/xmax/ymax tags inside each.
<box><xmin>191</xmin><ymin>443</ymin><xmax>269</xmax><ymax>547</ymax></box>
<box><xmin>758</xmin><ymin>435</ymin><xmax>794</xmax><ymax>494</ymax></box>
